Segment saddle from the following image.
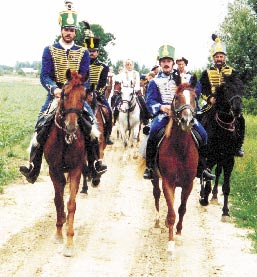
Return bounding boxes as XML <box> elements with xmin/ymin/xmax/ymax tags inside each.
<box><xmin>95</xmin><ymin>101</ymin><xmax>111</xmax><ymax>124</ymax></box>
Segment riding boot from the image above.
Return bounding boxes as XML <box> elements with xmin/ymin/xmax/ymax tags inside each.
<box><xmin>19</xmin><ymin>116</ymin><xmax>52</xmax><ymax>184</ymax></box>
<box><xmin>105</xmin><ymin>118</ymin><xmax>114</xmax><ymax>145</ymax></box>
<box><xmin>196</xmin><ymin>153</ymin><xmax>215</xmax><ymax>181</ymax></box>
<box><xmin>143</xmin><ymin>128</ymin><xmax>165</xmax><ymax>180</ymax></box>
<box><xmin>87</xmin><ymin>138</ymin><xmax>107</xmax><ymax>175</ymax></box>
<box><xmin>113</xmin><ymin>108</ymin><xmax>119</xmax><ymax>125</ymax></box>
<box><xmin>235</xmin><ymin>115</ymin><xmax>245</xmax><ymax>157</ymax></box>
<box><xmin>105</xmin><ymin>133</ymin><xmax>114</xmax><ymax>145</ymax></box>
<box><xmin>143</xmin><ymin>138</ymin><xmax>156</xmax><ymax>179</ymax></box>
<box><xmin>20</xmin><ymin>144</ymin><xmax>44</xmax><ymax>184</ymax></box>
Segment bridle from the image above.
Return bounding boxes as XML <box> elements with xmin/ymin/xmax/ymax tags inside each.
<box><xmin>119</xmin><ymin>89</ymin><xmax>137</xmax><ymax>113</ymax></box>
<box><xmin>215</xmin><ymin>94</ymin><xmax>241</xmax><ymax>132</ymax></box>
<box><xmin>54</xmin><ymin>85</ymin><xmax>83</xmax><ymax>144</ymax></box>
<box><xmin>171</xmin><ymin>93</ymin><xmax>196</xmax><ymax>127</ymax></box>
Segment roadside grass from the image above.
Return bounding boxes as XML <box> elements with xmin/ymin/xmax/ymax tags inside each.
<box><xmin>230</xmin><ymin>115</ymin><xmax>257</xmax><ymax>252</ymax></box>
<box><xmin>0</xmin><ymin>77</ymin><xmax>45</xmax><ymax>191</ymax></box>
<box><xmin>0</xmin><ymin>76</ymin><xmax>256</xmax><ymax>253</ymax></box>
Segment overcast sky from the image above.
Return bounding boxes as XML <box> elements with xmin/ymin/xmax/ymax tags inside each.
<box><xmin>1</xmin><ymin>0</ymin><xmax>234</xmax><ymax>70</ymax></box>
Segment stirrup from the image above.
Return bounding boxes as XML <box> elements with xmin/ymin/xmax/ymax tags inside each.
<box><xmin>94</xmin><ymin>159</ymin><xmax>107</xmax><ymax>175</ymax></box>
<box><xmin>19</xmin><ymin>163</ymin><xmax>38</xmax><ymax>184</ymax></box>
<box><xmin>20</xmin><ymin>162</ymin><xmax>34</xmax><ymax>175</ymax></box>
<box><xmin>202</xmin><ymin>168</ymin><xmax>215</xmax><ymax>181</ymax></box>
<box><xmin>235</xmin><ymin>147</ymin><xmax>244</xmax><ymax>157</ymax></box>
<box><xmin>143</xmin><ymin>168</ymin><xmax>154</xmax><ymax>180</ymax></box>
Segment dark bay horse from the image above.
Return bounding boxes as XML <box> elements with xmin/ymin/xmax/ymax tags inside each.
<box><xmin>198</xmin><ymin>74</ymin><xmax>244</xmax><ymax>222</ymax></box>
<box><xmin>139</xmin><ymin>82</ymin><xmax>198</xmax><ymax>256</ymax></box>
<box><xmin>44</xmin><ymin>69</ymin><xmax>87</xmax><ymax>256</ymax></box>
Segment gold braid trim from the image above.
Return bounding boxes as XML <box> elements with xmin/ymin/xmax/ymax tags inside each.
<box><xmin>49</xmin><ymin>46</ymin><xmax>86</xmax><ymax>84</ymax></box>
<box><xmin>90</xmin><ymin>64</ymin><xmax>104</xmax><ymax>92</ymax></box>
<box><xmin>201</xmin><ymin>66</ymin><xmax>233</xmax><ymax>114</ymax></box>
<box><xmin>207</xmin><ymin>67</ymin><xmax>233</xmax><ymax>93</ymax></box>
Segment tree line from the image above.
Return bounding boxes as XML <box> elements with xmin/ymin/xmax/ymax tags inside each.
<box><xmin>0</xmin><ymin>0</ymin><xmax>256</xmax><ymax>99</ymax></box>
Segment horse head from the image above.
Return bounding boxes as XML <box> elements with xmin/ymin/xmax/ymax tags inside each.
<box><xmin>171</xmin><ymin>77</ymin><xmax>197</xmax><ymax>131</ymax></box>
<box><xmin>119</xmin><ymin>87</ymin><xmax>136</xmax><ymax>113</ymax></box>
<box><xmin>216</xmin><ymin>74</ymin><xmax>244</xmax><ymax>117</ymax></box>
<box><xmin>58</xmin><ymin>69</ymin><xmax>87</xmax><ymax>141</ymax></box>
<box><xmin>113</xmin><ymin>81</ymin><xmax>122</xmax><ymax>94</ymax></box>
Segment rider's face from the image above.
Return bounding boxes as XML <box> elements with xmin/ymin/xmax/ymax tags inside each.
<box><xmin>61</xmin><ymin>27</ymin><xmax>76</xmax><ymax>43</ymax></box>
<box><xmin>213</xmin><ymin>53</ymin><xmax>226</xmax><ymax>68</ymax></box>
<box><xmin>159</xmin><ymin>58</ymin><xmax>174</xmax><ymax>74</ymax></box>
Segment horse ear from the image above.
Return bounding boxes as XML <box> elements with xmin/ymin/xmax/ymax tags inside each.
<box><xmin>66</xmin><ymin>69</ymin><xmax>72</xmax><ymax>81</ymax></box>
<box><xmin>190</xmin><ymin>74</ymin><xmax>198</xmax><ymax>88</ymax></box>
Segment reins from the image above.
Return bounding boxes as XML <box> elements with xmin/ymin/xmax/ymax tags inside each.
<box><xmin>54</xmin><ymin>87</ymin><xmax>83</xmax><ymax>144</ymax></box>
<box><xmin>215</xmin><ymin>112</ymin><xmax>235</xmax><ymax>132</ymax></box>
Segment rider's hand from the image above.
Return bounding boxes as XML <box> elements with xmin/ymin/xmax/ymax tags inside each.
<box><xmin>160</xmin><ymin>105</ymin><xmax>171</xmax><ymax>116</ymax></box>
<box><xmin>209</xmin><ymin>96</ymin><xmax>216</xmax><ymax>105</ymax></box>
<box><xmin>53</xmin><ymin>88</ymin><xmax>62</xmax><ymax>99</ymax></box>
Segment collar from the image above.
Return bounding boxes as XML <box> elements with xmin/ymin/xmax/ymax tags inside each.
<box><xmin>59</xmin><ymin>38</ymin><xmax>74</xmax><ymax>50</ymax></box>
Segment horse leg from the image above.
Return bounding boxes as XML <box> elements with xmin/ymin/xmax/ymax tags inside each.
<box><xmin>176</xmin><ymin>184</ymin><xmax>193</xmax><ymax>235</ymax></box>
<box><xmin>221</xmin><ymin>158</ymin><xmax>234</xmax><ymax>222</ymax></box>
<box><xmin>151</xmin><ymin>177</ymin><xmax>161</xmax><ymax>228</ymax></box>
<box><xmin>162</xmin><ymin>178</ymin><xmax>176</xmax><ymax>255</ymax></box>
<box><xmin>199</xmin><ymin>178</ymin><xmax>212</xmax><ymax>206</ymax></box>
<box><xmin>50</xmin><ymin>168</ymin><xmax>66</xmax><ymax>243</ymax></box>
<box><xmin>64</xmin><ymin>169</ymin><xmax>81</xmax><ymax>257</ymax></box>
<box><xmin>210</xmin><ymin>164</ymin><xmax>222</xmax><ymax>204</ymax></box>
<box><xmin>80</xmin><ymin>163</ymin><xmax>89</xmax><ymax>194</ymax></box>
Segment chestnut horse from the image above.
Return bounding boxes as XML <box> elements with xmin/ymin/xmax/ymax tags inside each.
<box><xmin>44</xmin><ymin>69</ymin><xmax>87</xmax><ymax>257</ymax></box>
<box><xmin>139</xmin><ymin>82</ymin><xmax>198</xmax><ymax>256</ymax></box>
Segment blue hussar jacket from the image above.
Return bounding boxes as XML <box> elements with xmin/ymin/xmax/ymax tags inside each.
<box><xmin>40</xmin><ymin>42</ymin><xmax>90</xmax><ymax>95</ymax></box>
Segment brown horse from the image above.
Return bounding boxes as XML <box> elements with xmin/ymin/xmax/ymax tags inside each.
<box><xmin>80</xmin><ymin>90</ymin><xmax>108</xmax><ymax>193</ymax></box>
<box><xmin>139</xmin><ymin>82</ymin><xmax>198</xmax><ymax>256</ymax></box>
<box><xmin>44</xmin><ymin>69</ymin><xmax>87</xmax><ymax>257</ymax></box>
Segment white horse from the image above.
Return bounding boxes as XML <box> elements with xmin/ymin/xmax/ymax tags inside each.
<box><xmin>117</xmin><ymin>87</ymin><xmax>141</xmax><ymax>160</ymax></box>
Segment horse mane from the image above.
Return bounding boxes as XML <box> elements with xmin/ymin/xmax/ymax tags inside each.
<box><xmin>65</xmin><ymin>69</ymin><xmax>89</xmax><ymax>94</ymax></box>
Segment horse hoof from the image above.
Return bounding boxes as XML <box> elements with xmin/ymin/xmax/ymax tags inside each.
<box><xmin>167</xmin><ymin>241</ymin><xmax>175</xmax><ymax>258</ymax></box>
<box><xmin>199</xmin><ymin>198</ymin><xmax>209</xmax><ymax>206</ymax></box>
<box><xmin>92</xmin><ymin>179</ymin><xmax>100</xmax><ymax>187</ymax></box>
<box><xmin>63</xmin><ymin>245</ymin><xmax>75</xmax><ymax>257</ymax></box>
<box><xmin>154</xmin><ymin>219</ymin><xmax>160</xmax><ymax>228</ymax></box>
<box><xmin>80</xmin><ymin>188</ymin><xmax>88</xmax><ymax>194</ymax></box>
<box><xmin>53</xmin><ymin>235</ymin><xmax>63</xmax><ymax>244</ymax></box>
<box><xmin>210</xmin><ymin>197</ymin><xmax>219</xmax><ymax>205</ymax></box>
<box><xmin>221</xmin><ymin>215</ymin><xmax>231</xmax><ymax>223</ymax></box>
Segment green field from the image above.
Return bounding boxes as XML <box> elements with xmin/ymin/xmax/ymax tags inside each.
<box><xmin>0</xmin><ymin>76</ymin><xmax>256</xmax><ymax>252</ymax></box>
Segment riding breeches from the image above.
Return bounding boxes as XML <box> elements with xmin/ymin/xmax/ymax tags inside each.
<box><xmin>149</xmin><ymin>113</ymin><xmax>208</xmax><ymax>145</ymax></box>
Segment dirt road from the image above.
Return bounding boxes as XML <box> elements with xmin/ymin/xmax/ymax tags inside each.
<box><xmin>0</xmin><ymin>135</ymin><xmax>256</xmax><ymax>277</ymax></box>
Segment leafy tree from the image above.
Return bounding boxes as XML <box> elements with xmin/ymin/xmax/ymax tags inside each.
<box><xmin>247</xmin><ymin>0</ymin><xmax>257</xmax><ymax>13</ymax></box>
<box><xmin>55</xmin><ymin>22</ymin><xmax>116</xmax><ymax>65</ymax></box>
<box><xmin>219</xmin><ymin>0</ymin><xmax>257</xmax><ymax>97</ymax></box>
